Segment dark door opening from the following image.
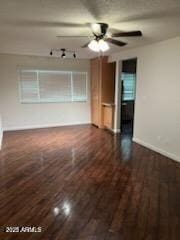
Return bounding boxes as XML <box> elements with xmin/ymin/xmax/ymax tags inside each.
<box><xmin>120</xmin><ymin>58</ymin><xmax>137</xmax><ymax>136</ymax></box>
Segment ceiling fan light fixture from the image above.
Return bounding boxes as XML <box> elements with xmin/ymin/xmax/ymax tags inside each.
<box><xmin>88</xmin><ymin>39</ymin><xmax>109</xmax><ymax>52</ymax></box>
<box><xmin>98</xmin><ymin>39</ymin><xmax>109</xmax><ymax>52</ymax></box>
<box><xmin>88</xmin><ymin>39</ymin><xmax>100</xmax><ymax>52</ymax></box>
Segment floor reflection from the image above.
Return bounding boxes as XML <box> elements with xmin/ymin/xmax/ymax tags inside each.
<box><xmin>53</xmin><ymin>207</ymin><xmax>60</xmax><ymax>216</ymax></box>
<box><xmin>53</xmin><ymin>201</ymin><xmax>71</xmax><ymax>217</ymax></box>
<box><xmin>120</xmin><ymin>134</ymin><xmax>133</xmax><ymax>162</ymax></box>
<box><xmin>62</xmin><ymin>202</ymin><xmax>71</xmax><ymax>216</ymax></box>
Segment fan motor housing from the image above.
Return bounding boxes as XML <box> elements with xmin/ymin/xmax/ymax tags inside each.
<box><xmin>99</xmin><ymin>23</ymin><xmax>108</xmax><ymax>35</ymax></box>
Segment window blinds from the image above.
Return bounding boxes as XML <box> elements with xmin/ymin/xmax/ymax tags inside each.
<box><xmin>39</xmin><ymin>71</ymin><xmax>72</xmax><ymax>102</ymax></box>
<box><xmin>72</xmin><ymin>72</ymin><xmax>87</xmax><ymax>102</ymax></box>
<box><xmin>19</xmin><ymin>70</ymin><xmax>87</xmax><ymax>103</ymax></box>
<box><xmin>121</xmin><ymin>72</ymin><xmax>136</xmax><ymax>101</ymax></box>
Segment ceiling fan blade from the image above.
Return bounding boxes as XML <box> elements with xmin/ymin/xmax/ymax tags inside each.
<box><xmin>4</xmin><ymin>20</ymin><xmax>89</xmax><ymax>28</ymax></box>
<box><xmin>56</xmin><ymin>35</ymin><xmax>92</xmax><ymax>38</ymax></box>
<box><xmin>81</xmin><ymin>41</ymin><xmax>91</xmax><ymax>48</ymax></box>
<box><xmin>112</xmin><ymin>31</ymin><xmax>142</xmax><ymax>37</ymax></box>
<box><xmin>105</xmin><ymin>38</ymin><xmax>127</xmax><ymax>47</ymax></box>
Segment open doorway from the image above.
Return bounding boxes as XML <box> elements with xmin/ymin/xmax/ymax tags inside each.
<box><xmin>120</xmin><ymin>58</ymin><xmax>137</xmax><ymax>136</ymax></box>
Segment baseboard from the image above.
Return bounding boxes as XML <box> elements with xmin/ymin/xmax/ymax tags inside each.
<box><xmin>3</xmin><ymin>122</ymin><xmax>91</xmax><ymax>132</ymax></box>
<box><xmin>133</xmin><ymin>137</ymin><xmax>180</xmax><ymax>162</ymax></box>
<box><xmin>113</xmin><ymin>129</ymin><xmax>121</xmax><ymax>134</ymax></box>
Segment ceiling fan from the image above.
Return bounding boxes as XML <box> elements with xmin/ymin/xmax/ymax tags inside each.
<box><xmin>57</xmin><ymin>22</ymin><xmax>142</xmax><ymax>52</ymax></box>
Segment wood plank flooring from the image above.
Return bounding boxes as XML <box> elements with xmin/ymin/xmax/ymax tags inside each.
<box><xmin>0</xmin><ymin>125</ymin><xmax>180</xmax><ymax>240</ymax></box>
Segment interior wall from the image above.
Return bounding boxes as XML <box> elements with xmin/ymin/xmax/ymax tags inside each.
<box><xmin>0</xmin><ymin>54</ymin><xmax>91</xmax><ymax>130</ymax></box>
<box><xmin>0</xmin><ymin>114</ymin><xmax>3</xmax><ymax>149</ymax></box>
<box><xmin>113</xmin><ymin>60</ymin><xmax>122</xmax><ymax>132</ymax></box>
<box><xmin>109</xmin><ymin>37</ymin><xmax>180</xmax><ymax>162</ymax></box>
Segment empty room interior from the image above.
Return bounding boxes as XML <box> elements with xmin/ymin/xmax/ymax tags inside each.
<box><xmin>0</xmin><ymin>0</ymin><xmax>180</xmax><ymax>239</ymax></box>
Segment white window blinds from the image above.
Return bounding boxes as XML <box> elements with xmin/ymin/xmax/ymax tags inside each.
<box><xmin>19</xmin><ymin>71</ymin><xmax>39</xmax><ymax>102</ymax></box>
<box><xmin>121</xmin><ymin>72</ymin><xmax>136</xmax><ymax>101</ymax></box>
<box><xmin>72</xmin><ymin>72</ymin><xmax>87</xmax><ymax>102</ymax></box>
<box><xmin>19</xmin><ymin>70</ymin><xmax>88</xmax><ymax>103</ymax></box>
<box><xmin>39</xmin><ymin>71</ymin><xmax>72</xmax><ymax>102</ymax></box>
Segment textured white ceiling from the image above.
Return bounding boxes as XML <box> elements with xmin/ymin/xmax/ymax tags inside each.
<box><xmin>0</xmin><ymin>0</ymin><xmax>180</xmax><ymax>58</ymax></box>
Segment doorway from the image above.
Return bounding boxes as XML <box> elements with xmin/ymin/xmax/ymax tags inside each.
<box><xmin>120</xmin><ymin>58</ymin><xmax>137</xmax><ymax>136</ymax></box>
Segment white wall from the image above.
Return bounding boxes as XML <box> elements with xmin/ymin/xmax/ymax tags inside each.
<box><xmin>0</xmin><ymin>54</ymin><xmax>91</xmax><ymax>131</ymax></box>
<box><xmin>109</xmin><ymin>37</ymin><xmax>180</xmax><ymax>162</ymax></box>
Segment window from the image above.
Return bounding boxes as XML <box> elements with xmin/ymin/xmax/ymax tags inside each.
<box><xmin>72</xmin><ymin>72</ymin><xmax>87</xmax><ymax>102</ymax></box>
<box><xmin>121</xmin><ymin>72</ymin><xmax>136</xmax><ymax>101</ymax></box>
<box><xmin>19</xmin><ymin>70</ymin><xmax>88</xmax><ymax>103</ymax></box>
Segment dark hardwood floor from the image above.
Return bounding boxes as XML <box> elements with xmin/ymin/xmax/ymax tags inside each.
<box><xmin>0</xmin><ymin>125</ymin><xmax>180</xmax><ymax>240</ymax></box>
